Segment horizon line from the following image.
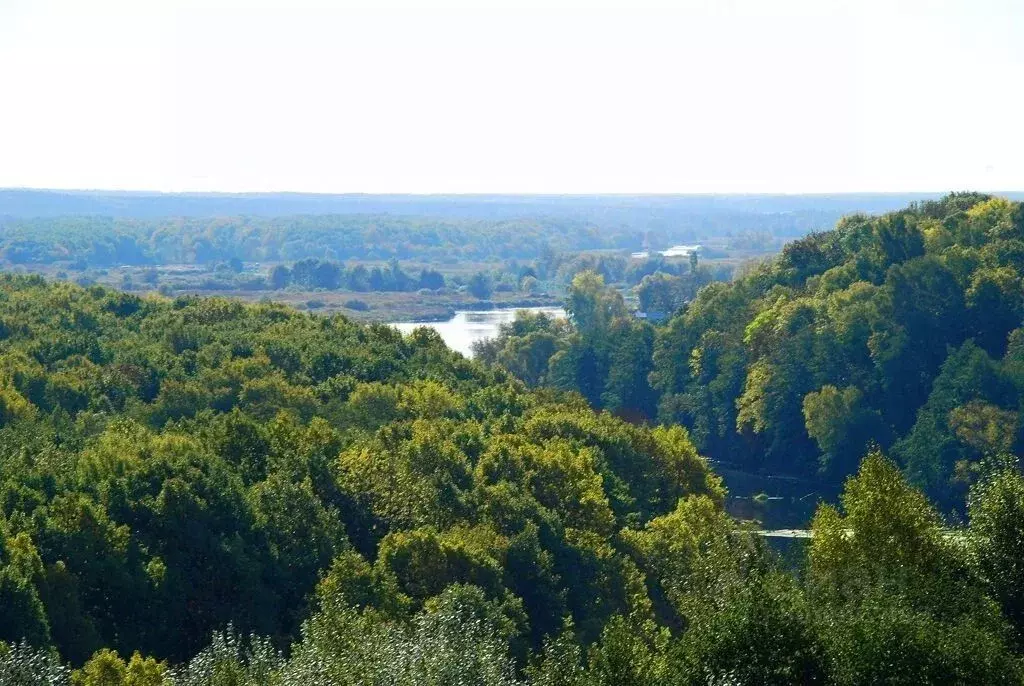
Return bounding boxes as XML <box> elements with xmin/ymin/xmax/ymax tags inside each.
<box><xmin>3</xmin><ymin>186</ymin><xmax>1023</xmax><ymax>198</ymax></box>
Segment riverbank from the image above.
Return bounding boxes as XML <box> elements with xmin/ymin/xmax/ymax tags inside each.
<box><xmin>167</xmin><ymin>288</ymin><xmax>563</xmax><ymax>323</ymax></box>
<box><xmin>392</xmin><ymin>305</ymin><xmax>566</xmax><ymax>357</ymax></box>
<box><xmin>716</xmin><ymin>463</ymin><xmax>843</xmax><ymax>529</ymax></box>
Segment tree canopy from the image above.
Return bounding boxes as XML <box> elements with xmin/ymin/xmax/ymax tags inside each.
<box><xmin>481</xmin><ymin>194</ymin><xmax>1024</xmax><ymax>511</ymax></box>
<box><xmin>3</xmin><ymin>194</ymin><xmax>1024</xmax><ymax>683</ymax></box>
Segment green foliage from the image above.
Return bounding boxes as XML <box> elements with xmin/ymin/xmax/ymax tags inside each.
<box><xmin>0</xmin><ymin>532</ymin><xmax>51</xmax><ymax>647</ymax></box>
<box><xmin>564</xmin><ymin>272</ymin><xmax>625</xmax><ymax>337</ymax></box>
<box><xmin>0</xmin><ymin>274</ymin><xmax>726</xmax><ymax>678</ymax></box>
<box><xmin>636</xmin><ymin>270</ymin><xmax>709</xmax><ymax>315</ymax></box>
<box><xmin>72</xmin><ymin>649</ymin><xmax>170</xmax><ymax>686</ymax></box>
<box><xmin>468</xmin><ymin>272</ymin><xmax>494</xmax><ymax>299</ymax></box>
<box><xmin>0</xmin><ymin>640</ymin><xmax>71</xmax><ymax>684</ymax></box>
<box><xmin>807</xmin><ymin>451</ymin><xmax>1020</xmax><ymax>683</ymax></box>
<box><xmin>265</xmin><ymin>257</ymin><xmax>453</xmax><ymax>294</ymax></box>
<box><xmin>478</xmin><ymin>272</ymin><xmax>659</xmax><ymax>419</ymax></box>
<box><xmin>4</xmin><ymin>230</ymin><xmax>1024</xmax><ymax>683</ymax></box>
<box><xmin>803</xmin><ymin>384</ymin><xmax>881</xmax><ymax>473</ymax></box>
<box><xmin>673</xmin><ymin>571</ymin><xmax>826</xmax><ymax>685</ymax></box>
<box><xmin>484</xmin><ymin>195</ymin><xmax>1024</xmax><ymax>509</ymax></box>
<box><xmin>969</xmin><ymin>462</ymin><xmax>1024</xmax><ymax>645</ymax></box>
<box><xmin>526</xmin><ymin>621</ymin><xmax>587</xmax><ymax>686</ymax></box>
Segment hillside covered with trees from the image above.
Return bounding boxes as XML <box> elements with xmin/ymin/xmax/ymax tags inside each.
<box><xmin>476</xmin><ymin>194</ymin><xmax>1024</xmax><ymax>511</ymax></box>
<box><xmin>2</xmin><ymin>264</ymin><xmax>1024</xmax><ymax>683</ymax></box>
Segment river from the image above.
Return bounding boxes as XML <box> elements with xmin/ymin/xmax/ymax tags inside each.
<box><xmin>392</xmin><ymin>306</ymin><xmax>566</xmax><ymax>358</ymax></box>
<box><xmin>395</xmin><ymin>305</ymin><xmax>832</xmax><ymax>529</ymax></box>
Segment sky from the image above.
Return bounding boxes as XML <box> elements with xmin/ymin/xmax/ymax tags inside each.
<box><xmin>0</xmin><ymin>0</ymin><xmax>1021</xmax><ymax>194</ymax></box>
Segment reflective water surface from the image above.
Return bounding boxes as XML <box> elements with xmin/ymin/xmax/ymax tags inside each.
<box><xmin>393</xmin><ymin>306</ymin><xmax>566</xmax><ymax>357</ymax></box>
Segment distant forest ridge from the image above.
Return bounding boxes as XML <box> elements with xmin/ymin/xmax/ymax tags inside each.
<box><xmin>4</xmin><ymin>188</ymin><xmax>1022</xmax><ymax>235</ymax></box>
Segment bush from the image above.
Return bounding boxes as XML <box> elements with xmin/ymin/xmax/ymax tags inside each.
<box><xmin>344</xmin><ymin>299</ymin><xmax>370</xmax><ymax>311</ymax></box>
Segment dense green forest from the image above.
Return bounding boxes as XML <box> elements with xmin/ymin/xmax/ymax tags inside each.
<box><xmin>478</xmin><ymin>194</ymin><xmax>1024</xmax><ymax>511</ymax></box>
<box><xmin>3</xmin><ymin>194</ymin><xmax>1024</xmax><ymax>683</ymax></box>
<box><xmin>2</xmin><ymin>256</ymin><xmax>1024</xmax><ymax>683</ymax></box>
<box><xmin>0</xmin><ymin>275</ymin><xmax>715</xmax><ymax>673</ymax></box>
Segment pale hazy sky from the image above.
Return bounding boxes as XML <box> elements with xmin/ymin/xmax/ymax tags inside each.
<box><xmin>0</xmin><ymin>0</ymin><xmax>1021</xmax><ymax>194</ymax></box>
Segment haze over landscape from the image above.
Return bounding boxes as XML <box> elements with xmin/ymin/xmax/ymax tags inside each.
<box><xmin>3</xmin><ymin>1</ymin><xmax>1024</xmax><ymax>684</ymax></box>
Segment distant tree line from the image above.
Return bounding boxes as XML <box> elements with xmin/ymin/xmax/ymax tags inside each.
<box><xmin>267</xmin><ymin>258</ymin><xmax>447</xmax><ymax>293</ymax></box>
<box><xmin>0</xmin><ymin>215</ymin><xmax>705</xmax><ymax>268</ymax></box>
